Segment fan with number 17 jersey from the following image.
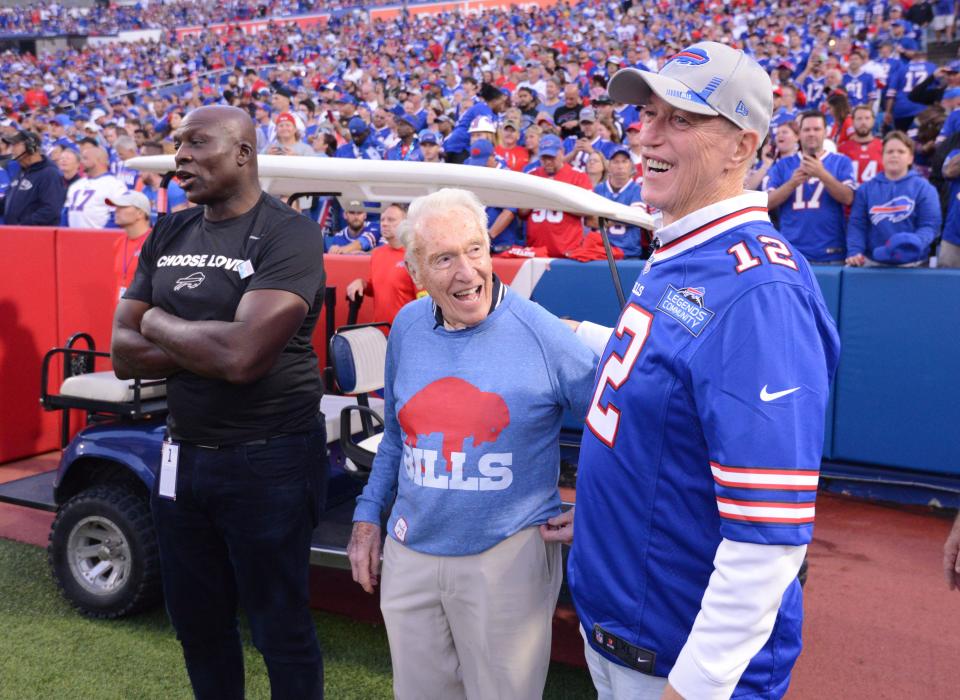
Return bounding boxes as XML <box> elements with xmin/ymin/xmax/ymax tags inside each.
<box><xmin>568</xmin><ymin>191</ymin><xmax>840</xmax><ymax>698</ymax></box>
<box><xmin>766</xmin><ymin>152</ymin><xmax>856</xmax><ymax>262</ymax></box>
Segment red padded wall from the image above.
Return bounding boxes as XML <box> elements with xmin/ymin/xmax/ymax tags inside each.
<box><xmin>0</xmin><ymin>227</ymin><xmax>62</xmax><ymax>463</ymax></box>
<box><xmin>55</xmin><ymin>229</ymin><xmax>125</xmax><ymax>359</ymax></box>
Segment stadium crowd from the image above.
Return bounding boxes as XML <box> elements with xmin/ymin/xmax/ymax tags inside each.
<box><xmin>2</xmin><ymin>0</ymin><xmax>960</xmax><ymax>267</ymax></box>
<box><xmin>0</xmin><ymin>0</ymin><xmax>377</xmax><ymax>35</ymax></box>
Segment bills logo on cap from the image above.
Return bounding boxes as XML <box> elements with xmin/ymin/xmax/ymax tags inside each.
<box><xmin>667</xmin><ymin>47</ymin><xmax>710</xmax><ymax>67</ymax></box>
<box><xmin>869</xmin><ymin>196</ymin><xmax>915</xmax><ymax>225</ymax></box>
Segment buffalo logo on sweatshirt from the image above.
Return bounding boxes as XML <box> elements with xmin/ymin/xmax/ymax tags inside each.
<box><xmin>398</xmin><ymin>377</ymin><xmax>513</xmax><ymax>492</ymax></box>
<box><xmin>869</xmin><ymin>196</ymin><xmax>915</xmax><ymax>225</ymax></box>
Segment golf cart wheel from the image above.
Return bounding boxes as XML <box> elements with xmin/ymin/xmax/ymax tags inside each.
<box><xmin>48</xmin><ymin>484</ymin><xmax>161</xmax><ymax>619</ymax></box>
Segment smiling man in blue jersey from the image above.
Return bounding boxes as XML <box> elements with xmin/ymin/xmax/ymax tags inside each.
<box><xmin>550</xmin><ymin>42</ymin><xmax>841</xmax><ymax>699</ymax></box>
<box><xmin>767</xmin><ymin>111</ymin><xmax>857</xmax><ymax>263</ymax></box>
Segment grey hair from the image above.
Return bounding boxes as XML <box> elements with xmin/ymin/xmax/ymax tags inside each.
<box><xmin>114</xmin><ymin>135</ymin><xmax>137</xmax><ymax>153</ymax></box>
<box><xmin>400</xmin><ymin>188</ymin><xmax>489</xmax><ymax>277</ymax></box>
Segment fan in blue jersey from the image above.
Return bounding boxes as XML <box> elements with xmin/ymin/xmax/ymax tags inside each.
<box><xmin>883</xmin><ymin>52</ymin><xmax>934</xmax><ymax>131</ymax></box>
<box><xmin>767</xmin><ymin>111</ymin><xmax>857</xmax><ymax>262</ymax></box>
<box><xmin>770</xmin><ymin>84</ymin><xmax>800</xmax><ymax>131</ymax></box>
<box><xmin>936</xmin><ymin>149</ymin><xmax>960</xmax><ymax>268</ymax></box>
<box><xmin>414</xmin><ymin>129</ymin><xmax>444</xmax><ymax>163</ymax></box>
<box><xmin>110</xmin><ymin>135</ymin><xmax>140</xmax><ymax>189</ymax></box>
<box><xmin>846</xmin><ymin>131</ymin><xmax>941</xmax><ymax>267</ymax></box>
<box><xmin>555</xmin><ymin>42</ymin><xmax>841</xmax><ymax>700</ymax></box>
<box><xmin>442</xmin><ymin>82</ymin><xmax>508</xmax><ymax>163</ymax></box>
<box><xmin>841</xmin><ymin>49</ymin><xmax>878</xmax><ymax>107</ymax></box>
<box><xmin>799</xmin><ymin>54</ymin><xmax>829</xmax><ymax>110</ymax></box>
<box><xmin>563</xmin><ymin>107</ymin><xmax>617</xmax><ymax>170</ymax></box>
<box><xmin>592</xmin><ymin>146</ymin><xmax>647</xmax><ymax>257</ymax></box>
<box><xmin>324</xmin><ymin>204</ymin><xmax>380</xmax><ymax>254</ymax></box>
<box><xmin>384</xmin><ymin>113</ymin><xmax>421</xmax><ymax>161</ymax></box>
<box><xmin>334</xmin><ymin>117</ymin><xmax>385</xmax><ymax>160</ymax></box>
<box><xmin>936</xmin><ymin>88</ymin><xmax>960</xmax><ymax>143</ymax></box>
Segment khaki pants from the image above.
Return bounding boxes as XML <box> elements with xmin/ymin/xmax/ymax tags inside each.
<box><xmin>380</xmin><ymin>527</ymin><xmax>562</xmax><ymax>700</ymax></box>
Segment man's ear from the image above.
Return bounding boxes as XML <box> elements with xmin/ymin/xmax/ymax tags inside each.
<box><xmin>732</xmin><ymin>129</ymin><xmax>761</xmax><ymax>169</ymax></box>
<box><xmin>236</xmin><ymin>140</ymin><xmax>255</xmax><ymax>166</ymax></box>
<box><xmin>404</xmin><ymin>261</ymin><xmax>422</xmax><ymax>288</ymax></box>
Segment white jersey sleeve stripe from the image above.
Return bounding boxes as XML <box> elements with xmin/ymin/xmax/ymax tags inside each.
<box><xmin>710</xmin><ymin>463</ymin><xmax>819</xmax><ymax>490</ymax></box>
<box><xmin>716</xmin><ymin>498</ymin><xmax>815</xmax><ymax>523</ymax></box>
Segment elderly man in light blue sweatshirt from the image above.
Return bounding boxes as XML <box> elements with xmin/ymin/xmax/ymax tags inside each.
<box><xmin>348</xmin><ymin>187</ymin><xmax>596</xmax><ymax>700</ymax></box>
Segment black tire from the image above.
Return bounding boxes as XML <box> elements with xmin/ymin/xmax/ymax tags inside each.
<box><xmin>47</xmin><ymin>484</ymin><xmax>162</xmax><ymax>619</ymax></box>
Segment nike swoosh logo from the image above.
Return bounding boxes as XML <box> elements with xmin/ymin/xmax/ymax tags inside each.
<box><xmin>760</xmin><ymin>385</ymin><xmax>800</xmax><ymax>402</ymax></box>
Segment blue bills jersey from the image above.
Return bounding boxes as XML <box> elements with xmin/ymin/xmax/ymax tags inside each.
<box><xmin>801</xmin><ymin>75</ymin><xmax>827</xmax><ymax>110</ymax></box>
<box><xmin>942</xmin><ymin>149</ymin><xmax>960</xmax><ymax>246</ymax></box>
<box><xmin>886</xmin><ymin>60</ymin><xmax>934</xmax><ymax>120</ymax></box>
<box><xmin>767</xmin><ymin>152</ymin><xmax>857</xmax><ymax>262</ymax></box>
<box><xmin>569</xmin><ymin>191</ymin><xmax>840</xmax><ymax>696</ymax></box>
<box><xmin>324</xmin><ymin>222</ymin><xmax>380</xmax><ymax>252</ymax></box>
<box><xmin>593</xmin><ymin>179</ymin><xmax>648</xmax><ymax>257</ymax></box>
<box><xmin>841</xmin><ymin>71</ymin><xmax>877</xmax><ymax>106</ymax></box>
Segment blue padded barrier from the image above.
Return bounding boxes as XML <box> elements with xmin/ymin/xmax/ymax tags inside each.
<box><xmin>832</xmin><ymin>268</ymin><xmax>960</xmax><ymax>475</ymax></box>
<box><xmin>811</xmin><ymin>266</ymin><xmax>842</xmax><ymax>459</ymax></box>
<box><xmin>530</xmin><ymin>259</ymin><xmax>645</xmax><ymax>325</ymax></box>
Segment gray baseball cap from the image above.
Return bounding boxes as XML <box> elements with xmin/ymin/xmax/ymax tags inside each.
<box><xmin>608</xmin><ymin>41</ymin><xmax>772</xmax><ymax>136</ymax></box>
<box><xmin>105</xmin><ymin>190</ymin><xmax>151</xmax><ymax>217</ymax></box>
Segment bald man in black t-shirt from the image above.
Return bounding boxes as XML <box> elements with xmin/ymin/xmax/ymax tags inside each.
<box><xmin>112</xmin><ymin>106</ymin><xmax>326</xmax><ymax>700</ymax></box>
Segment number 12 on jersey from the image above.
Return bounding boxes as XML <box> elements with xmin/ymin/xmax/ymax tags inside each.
<box><xmin>586</xmin><ymin>304</ymin><xmax>654</xmax><ymax>447</ymax></box>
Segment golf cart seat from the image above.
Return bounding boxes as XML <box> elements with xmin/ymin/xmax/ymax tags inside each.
<box><xmin>40</xmin><ymin>333</ymin><xmax>168</xmax><ymax>447</ymax></box>
<box><xmin>59</xmin><ymin>372</ymin><xmax>166</xmax><ymax>403</ymax></box>
<box><xmin>328</xmin><ymin>323</ymin><xmax>389</xmax><ymax>481</ymax></box>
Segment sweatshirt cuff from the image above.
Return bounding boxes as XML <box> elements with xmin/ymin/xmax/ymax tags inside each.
<box><xmin>352</xmin><ymin>498</ymin><xmax>383</xmax><ymax>525</ymax></box>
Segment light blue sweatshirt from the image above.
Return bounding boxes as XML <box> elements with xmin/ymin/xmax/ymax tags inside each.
<box><xmin>353</xmin><ymin>289</ymin><xmax>596</xmax><ymax>556</ymax></box>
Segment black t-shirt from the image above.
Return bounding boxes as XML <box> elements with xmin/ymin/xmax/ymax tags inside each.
<box><xmin>124</xmin><ymin>193</ymin><xmax>326</xmax><ymax>444</ymax></box>
<box><xmin>553</xmin><ymin>104</ymin><xmax>583</xmax><ymax>139</ymax></box>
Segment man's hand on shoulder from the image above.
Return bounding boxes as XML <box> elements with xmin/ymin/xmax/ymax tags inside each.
<box><xmin>540</xmin><ymin>508</ymin><xmax>574</xmax><ymax>545</ymax></box>
<box><xmin>348</xmin><ymin>521</ymin><xmax>382</xmax><ymax>594</ymax></box>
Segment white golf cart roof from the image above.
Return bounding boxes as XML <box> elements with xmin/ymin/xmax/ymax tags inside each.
<box><xmin>126</xmin><ymin>155</ymin><xmax>655</xmax><ymax>230</ymax></box>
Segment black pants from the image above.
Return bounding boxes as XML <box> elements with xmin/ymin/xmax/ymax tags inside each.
<box><xmin>152</xmin><ymin>424</ymin><xmax>328</xmax><ymax>700</ymax></box>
